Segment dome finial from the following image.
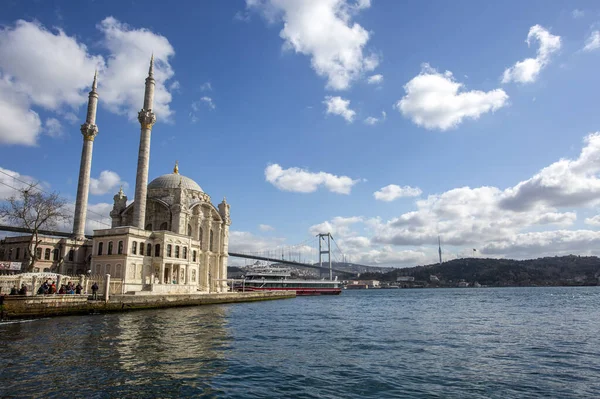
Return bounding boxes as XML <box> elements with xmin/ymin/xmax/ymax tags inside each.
<box><xmin>174</xmin><ymin>160</ymin><xmax>179</xmax><ymax>174</ymax></box>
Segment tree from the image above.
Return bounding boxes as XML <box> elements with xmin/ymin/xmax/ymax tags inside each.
<box><xmin>0</xmin><ymin>183</ymin><xmax>72</xmax><ymax>272</ymax></box>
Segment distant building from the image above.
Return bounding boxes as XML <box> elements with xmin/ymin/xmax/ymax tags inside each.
<box><xmin>429</xmin><ymin>275</ymin><xmax>439</xmax><ymax>282</ymax></box>
<box><xmin>396</xmin><ymin>276</ymin><xmax>415</xmax><ymax>282</ymax></box>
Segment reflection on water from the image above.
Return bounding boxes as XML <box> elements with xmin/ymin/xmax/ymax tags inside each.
<box><xmin>0</xmin><ymin>305</ymin><xmax>231</xmax><ymax>398</ymax></box>
<box><xmin>2</xmin><ymin>288</ymin><xmax>600</xmax><ymax>398</ymax></box>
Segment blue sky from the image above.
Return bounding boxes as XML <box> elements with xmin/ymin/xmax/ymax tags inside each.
<box><xmin>1</xmin><ymin>0</ymin><xmax>600</xmax><ymax>266</ymax></box>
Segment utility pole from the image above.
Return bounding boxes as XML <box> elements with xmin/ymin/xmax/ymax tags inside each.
<box><xmin>317</xmin><ymin>233</ymin><xmax>333</xmax><ymax>280</ymax></box>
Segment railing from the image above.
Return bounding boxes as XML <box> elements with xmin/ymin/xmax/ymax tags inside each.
<box><xmin>0</xmin><ymin>273</ymin><xmax>123</xmax><ymax>296</ymax></box>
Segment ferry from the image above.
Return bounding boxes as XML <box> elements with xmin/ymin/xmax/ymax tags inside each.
<box><xmin>235</xmin><ymin>267</ymin><xmax>342</xmax><ymax>296</ymax></box>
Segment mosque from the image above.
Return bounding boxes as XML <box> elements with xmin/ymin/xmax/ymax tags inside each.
<box><xmin>0</xmin><ymin>57</ymin><xmax>231</xmax><ymax>294</ymax></box>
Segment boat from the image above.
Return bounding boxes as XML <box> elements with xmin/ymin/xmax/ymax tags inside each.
<box><xmin>234</xmin><ymin>267</ymin><xmax>342</xmax><ymax>296</ymax></box>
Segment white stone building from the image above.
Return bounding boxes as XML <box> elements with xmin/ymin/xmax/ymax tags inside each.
<box><xmin>0</xmin><ymin>57</ymin><xmax>231</xmax><ymax>294</ymax></box>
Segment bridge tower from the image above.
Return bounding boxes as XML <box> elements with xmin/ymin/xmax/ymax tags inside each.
<box><xmin>317</xmin><ymin>233</ymin><xmax>333</xmax><ymax>280</ymax></box>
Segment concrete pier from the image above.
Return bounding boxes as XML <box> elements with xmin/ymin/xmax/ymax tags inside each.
<box><xmin>0</xmin><ymin>291</ymin><xmax>295</xmax><ymax>320</ymax></box>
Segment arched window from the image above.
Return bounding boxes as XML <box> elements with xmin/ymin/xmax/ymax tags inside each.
<box><xmin>98</xmin><ymin>242</ymin><xmax>103</xmax><ymax>256</ymax></box>
<box><xmin>175</xmin><ymin>245</ymin><xmax>180</xmax><ymax>258</ymax></box>
<box><xmin>183</xmin><ymin>247</ymin><xmax>187</xmax><ymax>259</ymax></box>
<box><xmin>15</xmin><ymin>247</ymin><xmax>20</xmax><ymax>260</ymax></box>
<box><xmin>160</xmin><ymin>222</ymin><xmax>168</xmax><ymax>230</ymax></box>
<box><xmin>199</xmin><ymin>228</ymin><xmax>203</xmax><ymax>248</ymax></box>
<box><xmin>193</xmin><ymin>250</ymin><xmax>197</xmax><ymax>262</ymax></box>
<box><xmin>167</xmin><ymin>244</ymin><xmax>172</xmax><ymax>257</ymax></box>
<box><xmin>188</xmin><ymin>224</ymin><xmax>192</xmax><ymax>236</ymax></box>
<box><xmin>210</xmin><ymin>230</ymin><xmax>214</xmax><ymax>252</ymax></box>
<box><xmin>95</xmin><ymin>264</ymin><xmax>102</xmax><ymax>274</ymax></box>
<box><xmin>145</xmin><ymin>224</ymin><xmax>152</xmax><ymax>231</ymax></box>
<box><xmin>68</xmin><ymin>249</ymin><xmax>74</xmax><ymax>261</ymax></box>
<box><xmin>44</xmin><ymin>248</ymin><xmax>51</xmax><ymax>260</ymax></box>
<box><xmin>36</xmin><ymin>247</ymin><xmax>42</xmax><ymax>259</ymax></box>
<box><xmin>155</xmin><ymin>244</ymin><xmax>161</xmax><ymax>257</ymax></box>
<box><xmin>115</xmin><ymin>264</ymin><xmax>122</xmax><ymax>278</ymax></box>
<box><xmin>106</xmin><ymin>264</ymin><xmax>111</xmax><ymax>275</ymax></box>
<box><xmin>118</xmin><ymin>241</ymin><xmax>123</xmax><ymax>255</ymax></box>
<box><xmin>132</xmin><ymin>241</ymin><xmax>137</xmax><ymax>255</ymax></box>
<box><xmin>146</xmin><ymin>243</ymin><xmax>152</xmax><ymax>256</ymax></box>
<box><xmin>53</xmin><ymin>249</ymin><xmax>59</xmax><ymax>261</ymax></box>
<box><xmin>107</xmin><ymin>241</ymin><xmax>113</xmax><ymax>255</ymax></box>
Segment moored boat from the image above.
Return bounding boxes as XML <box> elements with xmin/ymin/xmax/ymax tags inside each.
<box><xmin>235</xmin><ymin>267</ymin><xmax>342</xmax><ymax>296</ymax></box>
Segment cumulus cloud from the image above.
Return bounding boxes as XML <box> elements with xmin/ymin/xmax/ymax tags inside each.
<box><xmin>502</xmin><ymin>25</ymin><xmax>561</xmax><ymax>84</ymax></box>
<box><xmin>396</xmin><ymin>64</ymin><xmax>508</xmax><ymax>130</ymax></box>
<box><xmin>323</xmin><ymin>96</ymin><xmax>355</xmax><ymax>122</ymax></box>
<box><xmin>228</xmin><ymin>230</ymin><xmax>286</xmax><ymax>254</ymax></box>
<box><xmin>364</xmin><ymin>110</ymin><xmax>386</xmax><ymax>125</ymax></box>
<box><xmin>0</xmin><ymin>76</ymin><xmax>41</xmax><ymax>145</ymax></box>
<box><xmin>45</xmin><ymin>118</ymin><xmax>63</xmax><ymax>138</ymax></box>
<box><xmin>259</xmin><ymin>224</ymin><xmax>275</xmax><ymax>232</ymax></box>
<box><xmin>584</xmin><ymin>215</ymin><xmax>600</xmax><ymax>226</ymax></box>
<box><xmin>247</xmin><ymin>0</ymin><xmax>379</xmax><ymax>90</ymax></box>
<box><xmin>572</xmin><ymin>9</ymin><xmax>585</xmax><ymax>19</ymax></box>
<box><xmin>97</xmin><ymin>17</ymin><xmax>177</xmax><ymax>122</ymax></box>
<box><xmin>200</xmin><ymin>82</ymin><xmax>212</xmax><ymax>91</ymax></box>
<box><xmin>374</xmin><ymin>184</ymin><xmax>422</xmax><ymax>201</ymax></box>
<box><xmin>367</xmin><ymin>74</ymin><xmax>383</xmax><ymax>84</ymax></box>
<box><xmin>0</xmin><ymin>167</ymin><xmax>39</xmax><ymax>199</ymax></box>
<box><xmin>89</xmin><ymin>170</ymin><xmax>126</xmax><ymax>195</ymax></box>
<box><xmin>309</xmin><ymin>216</ymin><xmax>363</xmax><ymax>236</ymax></box>
<box><xmin>265</xmin><ymin>163</ymin><xmax>360</xmax><ymax>194</ymax></box>
<box><xmin>583</xmin><ymin>31</ymin><xmax>600</xmax><ymax>52</ymax></box>
<box><xmin>200</xmin><ymin>96</ymin><xmax>215</xmax><ymax>109</ymax></box>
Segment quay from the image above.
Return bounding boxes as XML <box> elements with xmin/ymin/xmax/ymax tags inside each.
<box><xmin>0</xmin><ymin>291</ymin><xmax>295</xmax><ymax>320</ymax></box>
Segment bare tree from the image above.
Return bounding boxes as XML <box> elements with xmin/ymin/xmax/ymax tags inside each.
<box><xmin>0</xmin><ymin>183</ymin><xmax>72</xmax><ymax>272</ymax></box>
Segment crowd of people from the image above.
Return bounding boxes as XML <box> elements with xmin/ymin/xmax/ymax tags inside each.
<box><xmin>7</xmin><ymin>279</ymin><xmax>98</xmax><ymax>297</ymax></box>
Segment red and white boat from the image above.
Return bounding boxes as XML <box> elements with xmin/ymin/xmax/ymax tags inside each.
<box><xmin>235</xmin><ymin>267</ymin><xmax>342</xmax><ymax>296</ymax></box>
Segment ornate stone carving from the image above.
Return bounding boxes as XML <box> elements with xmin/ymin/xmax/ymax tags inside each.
<box><xmin>80</xmin><ymin>123</ymin><xmax>98</xmax><ymax>141</ymax></box>
<box><xmin>138</xmin><ymin>109</ymin><xmax>157</xmax><ymax>129</ymax></box>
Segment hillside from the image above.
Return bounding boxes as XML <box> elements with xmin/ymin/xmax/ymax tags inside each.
<box><xmin>357</xmin><ymin>255</ymin><xmax>600</xmax><ymax>287</ymax></box>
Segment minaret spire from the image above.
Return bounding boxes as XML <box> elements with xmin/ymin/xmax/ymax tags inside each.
<box><xmin>72</xmin><ymin>71</ymin><xmax>100</xmax><ymax>239</ymax></box>
<box><xmin>133</xmin><ymin>56</ymin><xmax>157</xmax><ymax>229</ymax></box>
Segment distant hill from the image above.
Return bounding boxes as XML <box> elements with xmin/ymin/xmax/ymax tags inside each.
<box><xmin>356</xmin><ymin>255</ymin><xmax>600</xmax><ymax>287</ymax></box>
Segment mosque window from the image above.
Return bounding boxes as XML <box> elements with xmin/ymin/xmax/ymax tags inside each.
<box><xmin>115</xmin><ymin>264</ymin><xmax>122</xmax><ymax>278</ymax></box>
<box><xmin>140</xmin><ymin>242</ymin><xmax>144</xmax><ymax>255</ymax></box>
<box><xmin>98</xmin><ymin>242</ymin><xmax>103</xmax><ymax>256</ymax></box>
<box><xmin>210</xmin><ymin>230</ymin><xmax>214</xmax><ymax>252</ymax></box>
<box><xmin>183</xmin><ymin>247</ymin><xmax>187</xmax><ymax>260</ymax></box>
<box><xmin>118</xmin><ymin>241</ymin><xmax>124</xmax><ymax>255</ymax></box>
<box><xmin>146</xmin><ymin>243</ymin><xmax>152</xmax><ymax>256</ymax></box>
<box><xmin>188</xmin><ymin>224</ymin><xmax>192</xmax><ymax>236</ymax></box>
<box><xmin>132</xmin><ymin>241</ymin><xmax>137</xmax><ymax>255</ymax></box>
<box><xmin>36</xmin><ymin>247</ymin><xmax>42</xmax><ymax>259</ymax></box>
<box><xmin>68</xmin><ymin>249</ymin><xmax>74</xmax><ymax>261</ymax></box>
<box><xmin>53</xmin><ymin>249</ymin><xmax>59</xmax><ymax>261</ymax></box>
<box><xmin>175</xmin><ymin>246</ymin><xmax>180</xmax><ymax>259</ymax></box>
<box><xmin>155</xmin><ymin>244</ymin><xmax>161</xmax><ymax>257</ymax></box>
<box><xmin>106</xmin><ymin>264</ymin><xmax>111</xmax><ymax>275</ymax></box>
<box><xmin>15</xmin><ymin>247</ymin><xmax>20</xmax><ymax>260</ymax></box>
<box><xmin>199</xmin><ymin>228</ymin><xmax>203</xmax><ymax>248</ymax></box>
<box><xmin>44</xmin><ymin>248</ymin><xmax>51</xmax><ymax>260</ymax></box>
<box><xmin>95</xmin><ymin>264</ymin><xmax>101</xmax><ymax>274</ymax></box>
<box><xmin>192</xmin><ymin>250</ymin><xmax>197</xmax><ymax>262</ymax></box>
<box><xmin>8</xmin><ymin>248</ymin><xmax>13</xmax><ymax>260</ymax></box>
<box><xmin>108</xmin><ymin>241</ymin><xmax>113</xmax><ymax>255</ymax></box>
<box><xmin>167</xmin><ymin>244</ymin><xmax>172</xmax><ymax>257</ymax></box>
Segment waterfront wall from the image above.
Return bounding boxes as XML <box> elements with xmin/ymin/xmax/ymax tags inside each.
<box><xmin>0</xmin><ymin>291</ymin><xmax>295</xmax><ymax>320</ymax></box>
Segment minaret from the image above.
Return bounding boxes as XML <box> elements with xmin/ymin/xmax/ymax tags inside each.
<box><xmin>438</xmin><ymin>236</ymin><xmax>442</xmax><ymax>264</ymax></box>
<box><xmin>133</xmin><ymin>56</ymin><xmax>157</xmax><ymax>229</ymax></box>
<box><xmin>72</xmin><ymin>71</ymin><xmax>99</xmax><ymax>239</ymax></box>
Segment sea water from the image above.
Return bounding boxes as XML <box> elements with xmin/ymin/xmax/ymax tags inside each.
<box><xmin>1</xmin><ymin>287</ymin><xmax>599</xmax><ymax>398</ymax></box>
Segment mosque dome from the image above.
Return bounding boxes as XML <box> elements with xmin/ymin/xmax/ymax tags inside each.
<box><xmin>147</xmin><ymin>162</ymin><xmax>203</xmax><ymax>192</ymax></box>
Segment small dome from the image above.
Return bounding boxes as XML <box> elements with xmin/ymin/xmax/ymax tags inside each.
<box><xmin>148</xmin><ymin>173</ymin><xmax>203</xmax><ymax>192</ymax></box>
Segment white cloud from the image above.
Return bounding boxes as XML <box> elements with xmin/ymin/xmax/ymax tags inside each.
<box><xmin>396</xmin><ymin>64</ymin><xmax>508</xmax><ymax>130</ymax></box>
<box><xmin>200</xmin><ymin>96</ymin><xmax>216</xmax><ymax>109</ymax></box>
<box><xmin>583</xmin><ymin>31</ymin><xmax>600</xmax><ymax>52</ymax></box>
<box><xmin>0</xmin><ymin>167</ymin><xmax>39</xmax><ymax>199</ymax></box>
<box><xmin>63</xmin><ymin>112</ymin><xmax>79</xmax><ymax>125</ymax></box>
<box><xmin>89</xmin><ymin>170</ymin><xmax>126</xmax><ymax>195</ymax></box>
<box><xmin>323</xmin><ymin>96</ymin><xmax>355</xmax><ymax>122</ymax></box>
<box><xmin>45</xmin><ymin>118</ymin><xmax>63</xmax><ymax>138</ymax></box>
<box><xmin>374</xmin><ymin>184</ymin><xmax>422</xmax><ymax>201</ymax></box>
<box><xmin>247</xmin><ymin>0</ymin><xmax>379</xmax><ymax>90</ymax></box>
<box><xmin>572</xmin><ymin>9</ymin><xmax>585</xmax><ymax>19</ymax></box>
<box><xmin>502</xmin><ymin>25</ymin><xmax>561</xmax><ymax>84</ymax></box>
<box><xmin>259</xmin><ymin>224</ymin><xmax>275</xmax><ymax>232</ymax></box>
<box><xmin>584</xmin><ymin>215</ymin><xmax>600</xmax><ymax>226</ymax></box>
<box><xmin>309</xmin><ymin>216</ymin><xmax>363</xmax><ymax>236</ymax></box>
<box><xmin>364</xmin><ymin>110</ymin><xmax>386</xmax><ymax>125</ymax></box>
<box><xmin>0</xmin><ymin>75</ymin><xmax>41</xmax><ymax>146</ymax></box>
<box><xmin>367</xmin><ymin>74</ymin><xmax>383</xmax><ymax>84</ymax></box>
<box><xmin>200</xmin><ymin>82</ymin><xmax>212</xmax><ymax>91</ymax></box>
<box><xmin>265</xmin><ymin>163</ymin><xmax>360</xmax><ymax>194</ymax></box>
<box><xmin>228</xmin><ymin>230</ymin><xmax>286</xmax><ymax>254</ymax></box>
<box><xmin>97</xmin><ymin>17</ymin><xmax>176</xmax><ymax>122</ymax></box>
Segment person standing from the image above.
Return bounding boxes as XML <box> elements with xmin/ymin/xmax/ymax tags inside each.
<box><xmin>75</xmin><ymin>283</ymin><xmax>82</xmax><ymax>295</ymax></box>
<box><xmin>91</xmin><ymin>282</ymin><xmax>99</xmax><ymax>300</ymax></box>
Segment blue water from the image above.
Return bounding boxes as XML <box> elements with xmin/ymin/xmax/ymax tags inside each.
<box><xmin>1</xmin><ymin>287</ymin><xmax>600</xmax><ymax>398</ymax></box>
